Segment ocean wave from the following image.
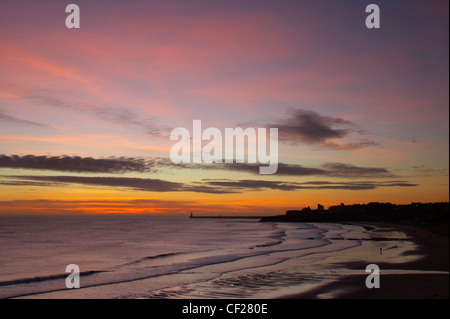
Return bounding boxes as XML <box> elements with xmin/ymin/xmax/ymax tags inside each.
<box><xmin>0</xmin><ymin>270</ymin><xmax>105</xmax><ymax>287</ymax></box>
<box><xmin>122</xmin><ymin>252</ymin><xmax>183</xmax><ymax>266</ymax></box>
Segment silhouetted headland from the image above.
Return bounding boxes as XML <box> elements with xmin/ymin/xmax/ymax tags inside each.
<box><xmin>260</xmin><ymin>202</ymin><xmax>449</xmax><ymax>226</ymax></box>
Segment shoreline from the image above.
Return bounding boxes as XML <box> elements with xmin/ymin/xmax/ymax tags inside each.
<box><xmin>279</xmin><ymin>221</ymin><xmax>449</xmax><ymax>299</ymax></box>
<box><xmin>7</xmin><ymin>219</ymin><xmax>448</xmax><ymax>299</ymax></box>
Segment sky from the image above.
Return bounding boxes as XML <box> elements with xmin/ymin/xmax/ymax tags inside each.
<box><xmin>0</xmin><ymin>0</ymin><xmax>448</xmax><ymax>215</ymax></box>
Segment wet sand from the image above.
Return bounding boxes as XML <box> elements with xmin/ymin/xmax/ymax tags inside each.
<box><xmin>281</xmin><ymin>222</ymin><xmax>449</xmax><ymax>299</ymax></box>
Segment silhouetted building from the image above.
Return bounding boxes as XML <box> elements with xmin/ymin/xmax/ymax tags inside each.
<box><xmin>262</xmin><ymin>201</ymin><xmax>449</xmax><ymax>223</ymax></box>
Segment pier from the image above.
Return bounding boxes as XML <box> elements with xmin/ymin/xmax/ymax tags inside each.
<box><xmin>189</xmin><ymin>212</ymin><xmax>263</xmax><ymax>219</ymax></box>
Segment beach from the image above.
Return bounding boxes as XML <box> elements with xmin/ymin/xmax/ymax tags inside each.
<box><xmin>0</xmin><ymin>216</ymin><xmax>447</xmax><ymax>299</ymax></box>
<box><xmin>281</xmin><ymin>222</ymin><xmax>449</xmax><ymax>299</ymax></box>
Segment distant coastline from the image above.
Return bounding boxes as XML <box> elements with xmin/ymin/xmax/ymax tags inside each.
<box><xmin>260</xmin><ymin>202</ymin><xmax>449</xmax><ymax>226</ymax></box>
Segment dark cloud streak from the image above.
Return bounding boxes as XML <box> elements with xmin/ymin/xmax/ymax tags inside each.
<box><xmin>0</xmin><ymin>155</ymin><xmax>153</xmax><ymax>174</ymax></box>
<box><xmin>19</xmin><ymin>87</ymin><xmax>162</xmax><ymax>135</ymax></box>
<box><xmin>0</xmin><ymin>174</ymin><xmax>418</xmax><ymax>194</ymax></box>
<box><xmin>321</xmin><ymin>163</ymin><xmax>394</xmax><ymax>178</ymax></box>
<box><xmin>1</xmin><ymin>175</ymin><xmax>236</xmax><ymax>194</ymax></box>
<box><xmin>1</xmin><ymin>154</ymin><xmax>396</xmax><ymax>180</ymax></box>
<box><xmin>5</xmin><ymin>175</ymin><xmax>184</xmax><ymax>193</ymax></box>
<box><xmin>263</xmin><ymin>109</ymin><xmax>379</xmax><ymax>150</ymax></box>
<box><xmin>0</xmin><ymin>112</ymin><xmax>51</xmax><ymax>128</ymax></box>
<box><xmin>202</xmin><ymin>179</ymin><xmax>418</xmax><ymax>191</ymax></box>
<box><xmin>165</xmin><ymin>161</ymin><xmax>394</xmax><ymax>179</ymax></box>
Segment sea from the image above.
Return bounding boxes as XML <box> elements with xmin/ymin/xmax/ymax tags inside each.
<box><xmin>0</xmin><ymin>215</ymin><xmax>414</xmax><ymax>299</ymax></box>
